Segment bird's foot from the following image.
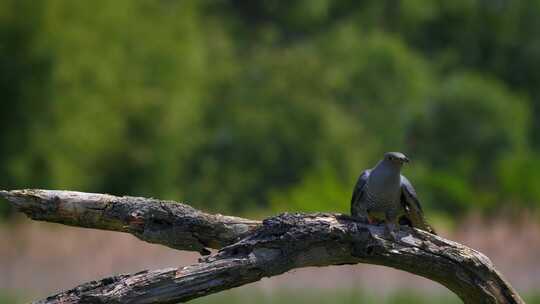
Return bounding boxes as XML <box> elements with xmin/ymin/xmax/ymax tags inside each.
<box><xmin>384</xmin><ymin>222</ymin><xmax>398</xmax><ymax>241</ymax></box>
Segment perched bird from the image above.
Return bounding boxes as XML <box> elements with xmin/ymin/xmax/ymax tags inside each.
<box><xmin>350</xmin><ymin>152</ymin><xmax>436</xmax><ymax>239</ymax></box>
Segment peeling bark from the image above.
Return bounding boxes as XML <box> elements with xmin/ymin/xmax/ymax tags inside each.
<box><xmin>0</xmin><ymin>190</ymin><xmax>525</xmax><ymax>304</ymax></box>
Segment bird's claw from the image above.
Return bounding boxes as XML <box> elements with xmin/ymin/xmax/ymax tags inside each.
<box><xmin>384</xmin><ymin>223</ymin><xmax>398</xmax><ymax>241</ymax></box>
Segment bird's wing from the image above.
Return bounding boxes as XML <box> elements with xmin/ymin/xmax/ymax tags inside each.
<box><xmin>400</xmin><ymin>175</ymin><xmax>437</xmax><ymax>235</ymax></box>
<box><xmin>350</xmin><ymin>169</ymin><xmax>370</xmax><ymax>216</ymax></box>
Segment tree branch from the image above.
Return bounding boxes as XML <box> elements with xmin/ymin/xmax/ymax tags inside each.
<box><xmin>0</xmin><ymin>190</ymin><xmax>525</xmax><ymax>304</ymax></box>
<box><xmin>0</xmin><ymin>189</ymin><xmax>259</xmax><ymax>254</ymax></box>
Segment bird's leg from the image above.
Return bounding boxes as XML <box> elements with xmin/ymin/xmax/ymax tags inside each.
<box><xmin>384</xmin><ymin>213</ymin><xmax>399</xmax><ymax>241</ymax></box>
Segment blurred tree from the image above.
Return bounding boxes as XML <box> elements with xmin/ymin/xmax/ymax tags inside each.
<box><xmin>26</xmin><ymin>0</ymin><xmax>208</xmax><ymax>200</ymax></box>
<box><xmin>1</xmin><ymin>0</ymin><xmax>540</xmax><ymax>220</ymax></box>
<box><xmin>314</xmin><ymin>26</ymin><xmax>432</xmax><ymax>150</ymax></box>
<box><xmin>497</xmin><ymin>152</ymin><xmax>540</xmax><ymax>210</ymax></box>
<box><xmin>0</xmin><ymin>1</ymin><xmax>53</xmax><ymax>217</ymax></box>
<box><xmin>182</xmin><ymin>40</ymin><xmax>370</xmax><ymax>212</ymax></box>
<box><xmin>409</xmin><ymin>72</ymin><xmax>529</xmax><ymax>213</ymax></box>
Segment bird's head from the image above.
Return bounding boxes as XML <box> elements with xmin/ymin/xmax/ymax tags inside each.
<box><xmin>383</xmin><ymin>152</ymin><xmax>409</xmax><ymax>166</ymax></box>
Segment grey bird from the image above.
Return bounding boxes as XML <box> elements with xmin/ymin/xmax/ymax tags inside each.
<box><xmin>350</xmin><ymin>152</ymin><xmax>436</xmax><ymax>239</ymax></box>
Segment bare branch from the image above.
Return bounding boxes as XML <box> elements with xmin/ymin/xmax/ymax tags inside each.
<box><xmin>30</xmin><ymin>213</ymin><xmax>523</xmax><ymax>304</ymax></box>
<box><xmin>0</xmin><ymin>189</ymin><xmax>260</xmax><ymax>254</ymax></box>
<box><xmin>0</xmin><ymin>190</ymin><xmax>524</xmax><ymax>303</ymax></box>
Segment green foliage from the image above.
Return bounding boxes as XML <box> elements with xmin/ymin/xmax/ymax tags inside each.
<box><xmin>0</xmin><ymin>1</ymin><xmax>53</xmax><ymax>194</ymax></box>
<box><xmin>34</xmin><ymin>0</ymin><xmax>208</xmax><ymax>199</ymax></box>
<box><xmin>270</xmin><ymin>164</ymin><xmax>352</xmax><ymax>214</ymax></box>
<box><xmin>497</xmin><ymin>152</ymin><xmax>540</xmax><ymax>208</ymax></box>
<box><xmin>413</xmin><ymin>72</ymin><xmax>528</xmax><ymax>173</ymax></box>
<box><xmin>409</xmin><ymin>72</ymin><xmax>529</xmax><ymax>213</ymax></box>
<box><xmin>0</xmin><ymin>290</ymin><xmax>24</xmax><ymax>304</ymax></box>
<box><xmin>314</xmin><ymin>27</ymin><xmax>433</xmax><ymax>150</ymax></box>
<box><xmin>1</xmin><ymin>0</ymin><xmax>540</xmax><ymax>218</ymax></box>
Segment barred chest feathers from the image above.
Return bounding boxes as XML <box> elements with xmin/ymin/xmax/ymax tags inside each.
<box><xmin>364</xmin><ymin>173</ymin><xmax>402</xmax><ymax>213</ymax></box>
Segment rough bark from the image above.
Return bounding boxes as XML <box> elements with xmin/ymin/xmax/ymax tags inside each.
<box><xmin>0</xmin><ymin>189</ymin><xmax>259</xmax><ymax>254</ymax></box>
<box><xmin>0</xmin><ymin>190</ymin><xmax>525</xmax><ymax>304</ymax></box>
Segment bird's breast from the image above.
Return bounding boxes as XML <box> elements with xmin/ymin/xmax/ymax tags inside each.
<box><xmin>364</xmin><ymin>180</ymin><xmax>401</xmax><ymax>211</ymax></box>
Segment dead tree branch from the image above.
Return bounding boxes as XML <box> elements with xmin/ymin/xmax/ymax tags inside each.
<box><xmin>0</xmin><ymin>189</ymin><xmax>525</xmax><ymax>304</ymax></box>
<box><xmin>0</xmin><ymin>189</ymin><xmax>259</xmax><ymax>254</ymax></box>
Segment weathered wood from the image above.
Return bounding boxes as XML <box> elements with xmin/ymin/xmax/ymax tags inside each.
<box><xmin>0</xmin><ymin>190</ymin><xmax>525</xmax><ymax>304</ymax></box>
<box><xmin>0</xmin><ymin>189</ymin><xmax>259</xmax><ymax>254</ymax></box>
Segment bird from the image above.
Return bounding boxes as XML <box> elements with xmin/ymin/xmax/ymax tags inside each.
<box><xmin>350</xmin><ymin>152</ymin><xmax>436</xmax><ymax>239</ymax></box>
